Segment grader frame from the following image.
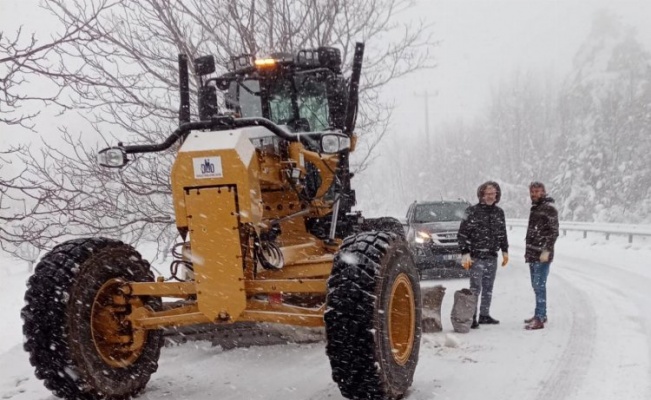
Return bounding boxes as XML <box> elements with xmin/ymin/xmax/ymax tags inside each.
<box><xmin>22</xmin><ymin>42</ymin><xmax>422</xmax><ymax>400</ymax></box>
<box><xmin>102</xmin><ymin>45</ymin><xmax>366</xmax><ymax>331</ymax></box>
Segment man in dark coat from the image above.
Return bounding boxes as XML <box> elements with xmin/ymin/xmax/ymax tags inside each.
<box><xmin>457</xmin><ymin>181</ymin><xmax>509</xmax><ymax>329</ymax></box>
<box><xmin>524</xmin><ymin>181</ymin><xmax>559</xmax><ymax>330</ymax></box>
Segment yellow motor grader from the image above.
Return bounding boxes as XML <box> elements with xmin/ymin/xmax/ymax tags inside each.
<box><xmin>21</xmin><ymin>43</ymin><xmax>422</xmax><ymax>400</ymax></box>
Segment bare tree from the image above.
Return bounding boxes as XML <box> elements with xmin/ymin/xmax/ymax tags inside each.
<box><xmin>0</xmin><ymin>149</ymin><xmax>22</xmax><ymax>232</ymax></box>
<box><xmin>0</xmin><ymin>1</ymin><xmax>112</xmax><ymax>129</ymax></box>
<box><xmin>11</xmin><ymin>0</ymin><xmax>435</xmax><ymax>255</ymax></box>
<box><xmin>0</xmin><ymin>163</ymin><xmax>42</xmax><ymax>271</ymax></box>
<box><xmin>0</xmin><ymin>2</ymin><xmax>114</xmax><ymax>263</ymax></box>
<box><xmin>1</xmin><ymin>146</ymin><xmax>61</xmax><ymax>270</ymax></box>
<box><xmin>41</xmin><ymin>0</ymin><xmax>434</xmax><ymax>150</ymax></box>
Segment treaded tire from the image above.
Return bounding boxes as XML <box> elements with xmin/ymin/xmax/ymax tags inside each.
<box><xmin>362</xmin><ymin>217</ymin><xmax>406</xmax><ymax>240</ymax></box>
<box><xmin>325</xmin><ymin>231</ymin><xmax>422</xmax><ymax>400</ymax></box>
<box><xmin>21</xmin><ymin>238</ymin><xmax>163</xmax><ymax>400</ymax></box>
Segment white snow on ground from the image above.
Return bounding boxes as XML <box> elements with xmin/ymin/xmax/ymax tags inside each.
<box><xmin>1</xmin><ymin>227</ymin><xmax>651</xmax><ymax>399</ymax></box>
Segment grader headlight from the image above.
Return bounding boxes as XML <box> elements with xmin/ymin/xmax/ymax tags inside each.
<box><xmin>320</xmin><ymin>134</ymin><xmax>350</xmax><ymax>154</ymax></box>
<box><xmin>97</xmin><ymin>147</ymin><xmax>128</xmax><ymax>168</ymax></box>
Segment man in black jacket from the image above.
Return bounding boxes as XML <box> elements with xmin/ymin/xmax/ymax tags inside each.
<box><xmin>458</xmin><ymin>181</ymin><xmax>509</xmax><ymax>329</ymax></box>
<box><xmin>524</xmin><ymin>181</ymin><xmax>559</xmax><ymax>330</ymax></box>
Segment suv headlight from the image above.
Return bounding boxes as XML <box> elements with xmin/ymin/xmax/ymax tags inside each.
<box><xmin>415</xmin><ymin>230</ymin><xmax>431</xmax><ymax>244</ymax></box>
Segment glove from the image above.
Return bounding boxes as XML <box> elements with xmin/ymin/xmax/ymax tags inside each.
<box><xmin>461</xmin><ymin>254</ymin><xmax>472</xmax><ymax>270</ymax></box>
<box><xmin>501</xmin><ymin>252</ymin><xmax>509</xmax><ymax>267</ymax></box>
<box><xmin>540</xmin><ymin>250</ymin><xmax>550</xmax><ymax>263</ymax></box>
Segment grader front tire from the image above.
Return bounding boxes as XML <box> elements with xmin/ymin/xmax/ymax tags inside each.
<box><xmin>21</xmin><ymin>238</ymin><xmax>163</xmax><ymax>400</ymax></box>
<box><xmin>325</xmin><ymin>232</ymin><xmax>422</xmax><ymax>400</ymax></box>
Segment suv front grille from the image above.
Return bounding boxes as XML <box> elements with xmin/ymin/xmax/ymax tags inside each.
<box><xmin>433</xmin><ymin>231</ymin><xmax>458</xmax><ymax>245</ymax></box>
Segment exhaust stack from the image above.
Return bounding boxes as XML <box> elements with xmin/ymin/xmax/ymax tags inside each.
<box><xmin>344</xmin><ymin>42</ymin><xmax>365</xmax><ymax>136</ymax></box>
<box><xmin>178</xmin><ymin>54</ymin><xmax>191</xmax><ymax>126</ymax></box>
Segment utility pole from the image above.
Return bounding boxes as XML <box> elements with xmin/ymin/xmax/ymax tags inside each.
<box><xmin>414</xmin><ymin>90</ymin><xmax>436</xmax><ymax>153</ymax></box>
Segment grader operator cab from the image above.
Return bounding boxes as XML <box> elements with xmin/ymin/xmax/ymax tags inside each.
<box><xmin>22</xmin><ymin>43</ymin><xmax>422</xmax><ymax>400</ymax></box>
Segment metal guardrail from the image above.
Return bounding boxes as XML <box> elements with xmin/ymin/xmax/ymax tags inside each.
<box><xmin>506</xmin><ymin>219</ymin><xmax>651</xmax><ymax>244</ymax></box>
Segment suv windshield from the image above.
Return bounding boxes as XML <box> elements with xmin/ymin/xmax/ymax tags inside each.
<box><xmin>413</xmin><ymin>203</ymin><xmax>469</xmax><ymax>223</ymax></box>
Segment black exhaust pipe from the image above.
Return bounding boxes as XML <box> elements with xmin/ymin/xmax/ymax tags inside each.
<box><xmin>178</xmin><ymin>54</ymin><xmax>191</xmax><ymax>126</ymax></box>
<box><xmin>344</xmin><ymin>42</ymin><xmax>364</xmax><ymax>136</ymax></box>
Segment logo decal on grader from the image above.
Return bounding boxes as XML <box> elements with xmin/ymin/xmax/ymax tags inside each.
<box><xmin>194</xmin><ymin>156</ymin><xmax>222</xmax><ymax>178</ymax></box>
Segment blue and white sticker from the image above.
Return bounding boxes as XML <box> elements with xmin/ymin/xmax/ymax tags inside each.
<box><xmin>193</xmin><ymin>156</ymin><xmax>223</xmax><ymax>179</ymax></box>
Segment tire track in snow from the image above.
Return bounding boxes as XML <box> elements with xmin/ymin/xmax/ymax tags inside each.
<box><xmin>554</xmin><ymin>252</ymin><xmax>651</xmax><ymax>400</ymax></box>
<box><xmin>532</xmin><ymin>271</ymin><xmax>597</xmax><ymax>400</ymax></box>
<box><xmin>500</xmin><ymin>242</ymin><xmax>599</xmax><ymax>400</ymax></box>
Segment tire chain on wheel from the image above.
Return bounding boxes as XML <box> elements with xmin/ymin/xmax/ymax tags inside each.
<box><xmin>22</xmin><ymin>237</ymin><xmax>163</xmax><ymax>400</ymax></box>
<box><xmin>325</xmin><ymin>231</ymin><xmax>421</xmax><ymax>400</ymax></box>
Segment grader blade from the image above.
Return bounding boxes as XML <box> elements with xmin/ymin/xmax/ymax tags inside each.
<box><xmin>162</xmin><ymin>322</ymin><xmax>325</xmax><ymax>349</ymax></box>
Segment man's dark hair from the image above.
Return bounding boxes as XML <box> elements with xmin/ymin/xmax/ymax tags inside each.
<box><xmin>529</xmin><ymin>181</ymin><xmax>546</xmax><ymax>192</ymax></box>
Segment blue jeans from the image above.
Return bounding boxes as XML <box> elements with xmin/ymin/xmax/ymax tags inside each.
<box><xmin>529</xmin><ymin>262</ymin><xmax>550</xmax><ymax>319</ymax></box>
<box><xmin>469</xmin><ymin>257</ymin><xmax>498</xmax><ymax>317</ymax></box>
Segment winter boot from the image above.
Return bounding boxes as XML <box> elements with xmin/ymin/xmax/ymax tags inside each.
<box><xmin>524</xmin><ymin>316</ymin><xmax>547</xmax><ymax>324</ymax></box>
<box><xmin>470</xmin><ymin>316</ymin><xmax>480</xmax><ymax>329</ymax></box>
<box><xmin>525</xmin><ymin>317</ymin><xmax>545</xmax><ymax>330</ymax></box>
<box><xmin>478</xmin><ymin>315</ymin><xmax>500</xmax><ymax>324</ymax></box>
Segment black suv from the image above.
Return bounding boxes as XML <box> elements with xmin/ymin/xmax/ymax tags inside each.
<box><xmin>404</xmin><ymin>200</ymin><xmax>471</xmax><ymax>278</ymax></box>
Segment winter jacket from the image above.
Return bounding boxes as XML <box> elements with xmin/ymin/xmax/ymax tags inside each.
<box><xmin>525</xmin><ymin>197</ymin><xmax>559</xmax><ymax>263</ymax></box>
<box><xmin>457</xmin><ymin>203</ymin><xmax>508</xmax><ymax>259</ymax></box>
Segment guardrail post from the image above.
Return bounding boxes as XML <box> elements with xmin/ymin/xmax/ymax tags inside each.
<box><xmin>605</xmin><ymin>233</ymin><xmax>610</xmax><ymax>240</ymax></box>
<box><xmin>629</xmin><ymin>234</ymin><xmax>633</xmax><ymax>244</ymax></box>
<box><xmin>563</xmin><ymin>229</ymin><xmax>567</xmax><ymax>236</ymax></box>
<box><xmin>583</xmin><ymin>231</ymin><xmax>587</xmax><ymax>239</ymax></box>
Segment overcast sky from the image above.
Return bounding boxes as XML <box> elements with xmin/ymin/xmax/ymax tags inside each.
<box><xmin>2</xmin><ymin>0</ymin><xmax>651</xmax><ymax>145</ymax></box>
<box><xmin>386</xmin><ymin>0</ymin><xmax>651</xmax><ymax>138</ymax></box>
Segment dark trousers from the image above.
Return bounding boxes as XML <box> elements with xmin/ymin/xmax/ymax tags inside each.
<box><xmin>469</xmin><ymin>257</ymin><xmax>498</xmax><ymax>317</ymax></box>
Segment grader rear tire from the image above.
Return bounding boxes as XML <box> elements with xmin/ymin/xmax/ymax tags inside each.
<box><xmin>21</xmin><ymin>238</ymin><xmax>163</xmax><ymax>400</ymax></box>
<box><xmin>325</xmin><ymin>232</ymin><xmax>422</xmax><ymax>400</ymax></box>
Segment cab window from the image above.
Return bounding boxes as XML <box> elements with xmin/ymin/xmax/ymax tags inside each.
<box><xmin>268</xmin><ymin>79</ymin><xmax>294</xmax><ymax>124</ymax></box>
<box><xmin>296</xmin><ymin>74</ymin><xmax>329</xmax><ymax>131</ymax></box>
<box><xmin>236</xmin><ymin>80</ymin><xmax>263</xmax><ymax>118</ymax></box>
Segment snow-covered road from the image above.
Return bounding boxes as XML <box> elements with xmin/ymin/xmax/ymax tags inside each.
<box><xmin>1</xmin><ymin>228</ymin><xmax>650</xmax><ymax>399</ymax></box>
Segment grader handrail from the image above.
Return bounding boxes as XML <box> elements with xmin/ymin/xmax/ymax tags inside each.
<box><xmin>120</xmin><ymin>116</ymin><xmax>299</xmax><ymax>155</ymax></box>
